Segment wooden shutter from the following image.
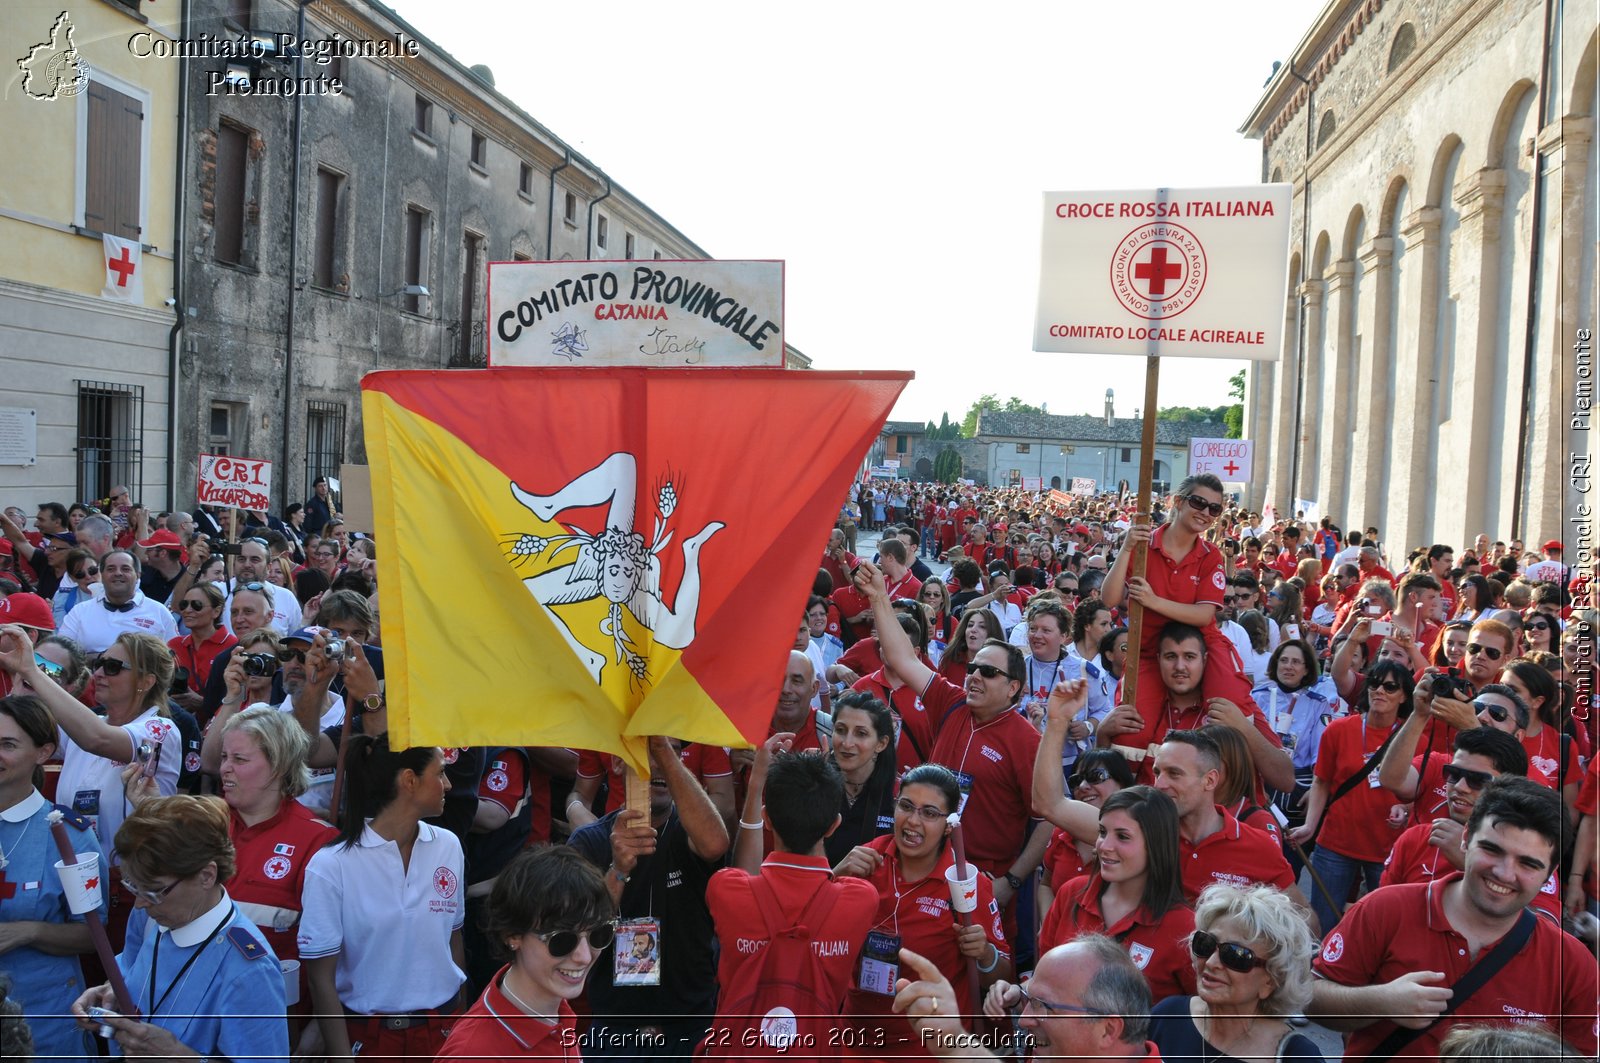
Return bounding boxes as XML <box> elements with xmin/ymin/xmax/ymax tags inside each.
<box><xmin>85</xmin><ymin>81</ymin><xmax>143</xmax><ymax>238</ymax></box>
<box><xmin>214</xmin><ymin>124</ymin><xmax>247</xmax><ymax>264</ymax></box>
<box><xmin>313</xmin><ymin>169</ymin><xmax>340</xmax><ymax>288</ymax></box>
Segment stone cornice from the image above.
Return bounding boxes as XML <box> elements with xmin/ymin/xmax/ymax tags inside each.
<box><xmin>1453</xmin><ymin>167</ymin><xmax>1508</xmax><ymax>222</ymax></box>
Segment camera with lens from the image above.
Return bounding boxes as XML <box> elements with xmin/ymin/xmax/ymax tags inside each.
<box><xmin>169</xmin><ymin>666</ymin><xmax>190</xmax><ymax>696</ymax></box>
<box><xmin>241</xmin><ymin>652</ymin><xmax>278</xmax><ymax>677</ymax></box>
<box><xmin>1431</xmin><ymin>667</ymin><xmax>1472</xmax><ymax>702</ymax></box>
<box><xmin>323</xmin><ymin>637</ymin><xmax>346</xmax><ymax>661</ymax></box>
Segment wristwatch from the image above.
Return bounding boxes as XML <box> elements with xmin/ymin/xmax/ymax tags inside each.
<box><xmin>1003</xmin><ymin>872</ymin><xmax>1024</xmax><ymax>891</ymax></box>
<box><xmin>359</xmin><ymin>693</ymin><xmax>384</xmax><ymax>713</ymax></box>
<box><xmin>610</xmin><ymin>865</ymin><xmax>631</xmax><ymax>885</ymax></box>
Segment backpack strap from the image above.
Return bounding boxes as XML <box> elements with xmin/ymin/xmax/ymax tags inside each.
<box><xmin>1364</xmin><ymin>907</ymin><xmax>1537</xmax><ymax>1063</ymax></box>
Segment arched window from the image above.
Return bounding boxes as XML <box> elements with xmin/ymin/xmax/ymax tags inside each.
<box><xmin>1317</xmin><ymin>111</ymin><xmax>1338</xmax><ymax>148</ymax></box>
<box><xmin>1387</xmin><ymin>23</ymin><xmax>1417</xmax><ymax>73</ymax></box>
<box><xmin>1271</xmin><ymin>166</ymin><xmax>1283</xmax><ymax>183</ymax></box>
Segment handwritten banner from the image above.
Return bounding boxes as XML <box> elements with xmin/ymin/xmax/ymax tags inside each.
<box><xmin>1071</xmin><ymin>477</ymin><xmax>1097</xmax><ymax>496</ymax></box>
<box><xmin>197</xmin><ymin>454</ymin><xmax>272</xmax><ymax>511</ymax></box>
<box><xmin>1188</xmin><ymin>438</ymin><xmax>1253</xmax><ymax>482</ymax></box>
<box><xmin>488</xmin><ymin>260</ymin><xmax>784</xmax><ymax>367</ymax></box>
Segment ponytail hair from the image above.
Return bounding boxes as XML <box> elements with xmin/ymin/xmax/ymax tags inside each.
<box><xmin>332</xmin><ymin>733</ymin><xmax>440</xmax><ymax>849</ymax></box>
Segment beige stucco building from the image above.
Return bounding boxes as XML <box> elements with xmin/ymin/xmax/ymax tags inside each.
<box><xmin>1239</xmin><ymin>0</ymin><xmax>1596</xmax><ymax>555</ymax></box>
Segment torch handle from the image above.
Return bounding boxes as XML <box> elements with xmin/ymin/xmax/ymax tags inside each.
<box><xmin>48</xmin><ymin>820</ymin><xmax>139</xmax><ymax>1017</ymax></box>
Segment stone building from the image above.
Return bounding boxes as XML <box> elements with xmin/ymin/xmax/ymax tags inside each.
<box><xmin>0</xmin><ymin>0</ymin><xmax>179</xmax><ymax>507</ymax></box>
<box><xmin>1239</xmin><ymin>0</ymin><xmax>1596</xmax><ymax>552</ymax></box>
<box><xmin>973</xmin><ymin>410</ymin><xmax>1226</xmax><ymax>495</ymax></box>
<box><xmin>174</xmin><ymin>0</ymin><xmax>806</xmax><ymax>510</ymax></box>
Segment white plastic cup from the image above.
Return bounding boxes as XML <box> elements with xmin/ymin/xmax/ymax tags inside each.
<box><xmin>944</xmin><ymin>863</ymin><xmax>979</xmax><ymax>914</ymax></box>
<box><xmin>280</xmin><ymin>959</ymin><xmax>301</xmax><ymax>1007</ymax></box>
<box><xmin>53</xmin><ymin>852</ymin><xmax>101</xmax><ymax>916</ymax></box>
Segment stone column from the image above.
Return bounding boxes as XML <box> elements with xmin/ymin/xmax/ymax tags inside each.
<box><xmin>1265</xmin><ymin>283</ymin><xmax>1301</xmax><ymax>514</ymax></box>
<box><xmin>1316</xmin><ymin>261</ymin><xmax>1356</xmax><ymax>523</ymax></box>
<box><xmin>1295</xmin><ymin>279</ymin><xmax>1326</xmax><ymax>511</ymax></box>
<box><xmin>1350</xmin><ymin>237</ymin><xmax>1395</xmax><ymax>530</ymax></box>
<box><xmin>1244</xmin><ymin>359</ymin><xmax>1275</xmax><ymax>510</ymax></box>
<box><xmin>1390</xmin><ymin>207</ymin><xmax>1443</xmax><ymax>554</ymax></box>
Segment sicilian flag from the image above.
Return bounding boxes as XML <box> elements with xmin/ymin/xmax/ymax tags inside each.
<box><xmin>362</xmin><ymin>367</ymin><xmax>908</xmax><ymax>771</ymax></box>
<box><xmin>102</xmin><ymin>234</ymin><xmax>143</xmax><ymax>302</ymax></box>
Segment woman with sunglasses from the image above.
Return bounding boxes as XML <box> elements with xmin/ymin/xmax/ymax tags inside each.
<box><xmin>50</xmin><ymin>547</ymin><xmax>102</xmax><ymax>625</ymax></box>
<box><xmin>301</xmin><ymin>734</ymin><xmax>464</xmax><ymax>1060</ymax></box>
<box><xmin>1148</xmin><ymin>884</ymin><xmax>1322</xmax><ymax>1063</ymax></box>
<box><xmin>936</xmin><ymin>606</ymin><xmax>996</xmax><ymax>687</ymax></box>
<box><xmin>1452</xmin><ymin>574</ymin><xmax>1494</xmax><ymax>622</ymax></box>
<box><xmin>1287</xmin><ymin>660</ymin><xmax>1414</xmax><ymax>932</ymax></box>
<box><xmin>1037</xmin><ymin>749</ymin><xmax>1134</xmax><ymax>924</ymax></box>
<box><xmin>439</xmin><ymin>846</ymin><xmax>616</xmax><ymax>1058</ymax></box>
<box><xmin>0</xmin><ymin>694</ymin><xmax>105</xmax><ymax>1060</ymax></box>
<box><xmin>834</xmin><ymin>763</ymin><xmax>1013</xmax><ymax>1054</ymax></box>
<box><xmin>0</xmin><ymin>627</ymin><xmax>181</xmax><ymax>948</ymax></box>
<box><xmin>167</xmin><ymin>581</ymin><xmax>235</xmax><ymax>704</ymax></box>
<box><xmin>29</xmin><ymin>633</ymin><xmax>93</xmax><ymax>704</ymax></box>
<box><xmin>1499</xmin><ymin>658</ymin><xmax>1580</xmax><ymax>803</ymax></box>
<box><xmin>1522</xmin><ymin>609</ymin><xmax>1560</xmax><ymax>654</ymax></box>
<box><xmin>72</xmin><ymin>794</ymin><xmax>289</xmax><ymax>1063</ymax></box>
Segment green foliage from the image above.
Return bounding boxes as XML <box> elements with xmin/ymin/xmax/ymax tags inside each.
<box><xmin>960</xmin><ymin>395</ymin><xmax>1043</xmax><ymax>438</ymax></box>
<box><xmin>1228</xmin><ymin>369</ymin><xmax>1246</xmax><ymax>402</ymax></box>
<box><xmin>933</xmin><ymin>446</ymin><xmax>963</xmax><ymax>483</ymax></box>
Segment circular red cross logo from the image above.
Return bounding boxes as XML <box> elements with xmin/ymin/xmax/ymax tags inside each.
<box><xmin>433</xmin><ymin>866</ymin><xmax>458</xmax><ymax>898</ymax></box>
<box><xmin>1109</xmin><ymin>222</ymin><xmax>1208</xmax><ymax>320</ymax></box>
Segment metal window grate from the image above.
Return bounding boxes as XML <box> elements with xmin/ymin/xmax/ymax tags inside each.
<box><xmin>75</xmin><ymin>380</ymin><xmax>144</xmax><ymax>504</ymax></box>
<box><xmin>305</xmin><ymin>401</ymin><xmax>346</xmax><ymax>499</ymax></box>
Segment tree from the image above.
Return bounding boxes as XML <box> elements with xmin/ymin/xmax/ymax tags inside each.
<box><xmin>937</xmin><ymin>411</ymin><xmax>954</xmax><ymax>439</ymax></box>
<box><xmin>961</xmin><ymin>395</ymin><xmax>1043</xmax><ymax>438</ymax></box>
<box><xmin>933</xmin><ymin>446</ymin><xmax>963</xmax><ymax>483</ymax></box>
<box><xmin>1223</xmin><ymin>368</ymin><xmax>1246</xmax><ymax>439</ymax></box>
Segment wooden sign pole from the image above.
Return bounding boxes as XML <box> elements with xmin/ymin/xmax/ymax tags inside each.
<box><xmin>624</xmin><ymin>765</ymin><xmax>651</xmax><ymax>819</ymax></box>
<box><xmin>1120</xmin><ymin>355</ymin><xmax>1162</xmax><ymax>713</ymax></box>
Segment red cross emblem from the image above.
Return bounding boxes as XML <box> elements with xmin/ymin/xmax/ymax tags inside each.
<box><xmin>433</xmin><ymin>866</ymin><xmax>458</xmax><ymax>898</ymax></box>
<box><xmin>1222</xmin><ymin>460</ymin><xmax>1240</xmax><ymax>477</ymax></box>
<box><xmin>1133</xmin><ymin>246</ymin><xmax>1183</xmax><ymax>296</ymax></box>
<box><xmin>108</xmin><ymin>246</ymin><xmax>136</xmax><ymax>286</ymax></box>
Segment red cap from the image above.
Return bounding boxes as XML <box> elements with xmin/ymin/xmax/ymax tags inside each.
<box><xmin>1071</xmin><ymin>524</ymin><xmax>1091</xmax><ymax>536</ymax></box>
<box><xmin>1542</xmin><ymin>539</ymin><xmax>1564</xmax><ymax>554</ymax></box>
<box><xmin>137</xmin><ymin>528</ymin><xmax>188</xmax><ymax>565</ymax></box>
<box><xmin>0</xmin><ymin>591</ymin><xmax>55</xmax><ymax>632</ymax></box>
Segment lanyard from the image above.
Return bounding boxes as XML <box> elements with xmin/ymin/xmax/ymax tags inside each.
<box><xmin>1026</xmin><ymin>657</ymin><xmax>1063</xmax><ymax>699</ymax></box>
<box><xmin>148</xmin><ymin>903</ymin><xmax>234</xmax><ymax>1019</ymax></box>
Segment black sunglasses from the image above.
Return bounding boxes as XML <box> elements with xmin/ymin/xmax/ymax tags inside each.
<box><xmin>1069</xmin><ymin>766</ymin><xmax>1113</xmax><ymax>790</ymax></box>
<box><xmin>1524</xmin><ymin>620</ymin><xmax>1550</xmax><ymax>632</ymax></box>
<box><xmin>1366</xmin><ymin>678</ymin><xmax>1403</xmax><ymax>694</ymax></box>
<box><xmin>1466</xmin><ymin>643</ymin><xmax>1504</xmax><ymax>661</ymax></box>
<box><xmin>92</xmin><ymin>657</ymin><xmax>130</xmax><ymax>676</ymax></box>
<box><xmin>534</xmin><ymin>922</ymin><xmax>617</xmax><ymax>958</ymax></box>
<box><xmin>178</xmin><ymin>597</ymin><xmax>212</xmax><ymax>612</ymax></box>
<box><xmin>276</xmin><ymin>647</ymin><xmax>309</xmax><ymax>664</ymax></box>
<box><xmin>1441</xmin><ymin>763</ymin><xmax>1494</xmax><ymax>790</ymax></box>
<box><xmin>1190</xmin><ymin>930</ymin><xmax>1268</xmax><ymax>973</ymax></box>
<box><xmin>1183</xmin><ymin>494</ymin><xmax>1224</xmax><ymax>518</ymax></box>
<box><xmin>966</xmin><ymin>662</ymin><xmax>1014</xmax><ymax>681</ymax></box>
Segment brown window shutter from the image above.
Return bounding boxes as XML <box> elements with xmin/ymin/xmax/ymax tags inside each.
<box><xmin>214</xmin><ymin>124</ymin><xmax>247</xmax><ymax>264</ymax></box>
<box><xmin>313</xmin><ymin>169</ymin><xmax>339</xmax><ymax>287</ymax></box>
<box><xmin>85</xmin><ymin>81</ymin><xmax>144</xmax><ymax>239</ymax></box>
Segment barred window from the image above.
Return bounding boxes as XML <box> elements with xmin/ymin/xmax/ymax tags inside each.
<box><xmin>76</xmin><ymin>380</ymin><xmax>143</xmax><ymax>503</ymax></box>
<box><xmin>305</xmin><ymin>401</ymin><xmax>346</xmax><ymax>499</ymax></box>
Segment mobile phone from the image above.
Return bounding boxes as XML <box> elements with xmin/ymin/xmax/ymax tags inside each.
<box><xmin>1370</xmin><ymin>620</ymin><xmax>1394</xmax><ymax>637</ymax></box>
<box><xmin>88</xmin><ymin>1006</ymin><xmax>119</xmax><ymax>1037</ymax></box>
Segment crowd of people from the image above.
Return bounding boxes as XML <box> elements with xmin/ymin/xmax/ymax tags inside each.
<box><xmin>0</xmin><ymin>471</ymin><xmax>1595</xmax><ymax>1062</ymax></box>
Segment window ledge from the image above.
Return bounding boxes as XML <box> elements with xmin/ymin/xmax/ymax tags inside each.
<box><xmin>469</xmin><ymin>162</ymin><xmax>489</xmax><ymax>177</ymax></box>
<box><xmin>412</xmin><ymin>129</ymin><xmax>436</xmax><ymax>148</ymax></box>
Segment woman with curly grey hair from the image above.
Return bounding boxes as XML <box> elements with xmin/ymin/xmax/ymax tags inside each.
<box><xmin>1148</xmin><ymin>883</ymin><xmax>1325</xmax><ymax>1063</ymax></box>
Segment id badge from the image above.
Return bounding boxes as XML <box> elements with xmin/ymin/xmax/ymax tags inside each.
<box><xmin>1367</xmin><ymin>768</ymin><xmax>1383</xmax><ymax>789</ymax></box>
<box><xmin>954</xmin><ymin>770</ymin><xmax>974</xmax><ymax>815</ymax></box>
<box><xmin>856</xmin><ymin>930</ymin><xmax>901</xmax><ymax>995</ymax></box>
<box><xmin>614</xmin><ymin>918</ymin><xmax>662</xmax><ymax>986</ymax></box>
<box><xmin>72</xmin><ymin>790</ymin><xmax>100</xmax><ymax>816</ymax></box>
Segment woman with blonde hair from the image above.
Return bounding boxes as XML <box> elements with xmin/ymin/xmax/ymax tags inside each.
<box><xmin>71</xmin><ymin>794</ymin><xmax>289</xmax><ymax>1062</ymax></box>
<box><xmin>1149</xmin><ymin>883</ymin><xmax>1324</xmax><ymax>1063</ymax></box>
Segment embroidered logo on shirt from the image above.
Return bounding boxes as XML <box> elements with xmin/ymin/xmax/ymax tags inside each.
<box><xmin>980</xmin><ymin>745</ymin><xmax>1003</xmax><ymax>763</ymax></box>
<box><xmin>263</xmin><ymin>856</ymin><xmax>292</xmax><ymax>880</ymax></box>
<box><xmin>434</xmin><ymin>866</ymin><xmax>459</xmax><ymax>898</ymax></box>
<box><xmin>1212</xmin><ymin>570</ymin><xmax>1227</xmax><ymax>590</ymax></box>
<box><xmin>273</xmin><ymin>843</ymin><xmax>295</xmax><ymax>856</ymax></box>
<box><xmin>1128</xmin><ymin>942</ymin><xmax>1154</xmax><ymax>969</ymax></box>
<box><xmin>1321</xmin><ymin>932</ymin><xmax>1344</xmax><ymax>963</ymax></box>
<box><xmin>486</xmin><ymin>769</ymin><xmax>509</xmax><ymax>792</ymax></box>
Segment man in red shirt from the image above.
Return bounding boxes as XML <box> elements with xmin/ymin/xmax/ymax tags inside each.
<box><xmin>703</xmin><ymin>752</ymin><xmax>878</xmax><ymax>1056</ymax></box>
<box><xmin>1267</xmin><ymin>526</ymin><xmax>1301</xmax><ymax>581</ymax></box>
<box><xmin>1147</xmin><ymin>730</ymin><xmax>1303</xmax><ymax>911</ymax></box>
<box><xmin>820</xmin><ymin>528</ymin><xmax>858</xmax><ymax>597</ymax></box>
<box><xmin>832</xmin><ymin>538</ymin><xmax>920</xmax><ymax>644</ymax></box>
<box><xmin>1357</xmin><ymin>545</ymin><xmax>1396</xmax><ymax>586</ymax></box>
<box><xmin>1310</xmin><ymin>777</ymin><xmax>1597</xmax><ymax>1059</ymax></box>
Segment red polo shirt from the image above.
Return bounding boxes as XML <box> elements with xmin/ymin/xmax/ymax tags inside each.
<box><xmin>840</xmin><ymin>834</ymin><xmax>1009</xmax><ymax>1053</ymax></box>
<box><xmin>1042</xmin><ymin>829</ymin><xmax>1090</xmax><ymax>891</ymax></box>
<box><xmin>1311</xmin><ymin>714</ymin><xmax>1405</xmax><ymax>863</ymax></box>
<box><xmin>228</xmin><ymin>799</ymin><xmax>339</xmax><ymax>963</ymax></box>
<box><xmin>1314</xmin><ymin>875</ymin><xmax>1597</xmax><ymax>1059</ymax></box>
<box><xmin>1137</xmin><ymin>526</ymin><xmax>1227</xmax><ymax>657</ymax></box>
<box><xmin>1178</xmin><ymin>806</ymin><xmax>1295</xmax><ymax>902</ymax></box>
<box><xmin>169</xmin><ymin>627</ymin><xmax>238</xmax><ymax>695</ymax></box>
<box><xmin>1520</xmin><ymin>727</ymin><xmax>1569</xmax><ymax>791</ymax></box>
<box><xmin>577</xmin><ymin>743</ymin><xmax>734</xmax><ymax>815</ymax></box>
<box><xmin>925</xmin><ymin>676</ymin><xmax>1038</xmax><ymax>875</ymax></box>
<box><xmin>1379</xmin><ymin>822</ymin><xmax>1562</xmax><ymax>920</ymax></box>
<box><xmin>1038</xmin><ymin>874</ymin><xmax>1197</xmax><ymax>1002</ymax></box>
<box><xmin>437</xmin><ymin>971</ymin><xmax>578</xmax><ymax>1059</ymax></box>
<box><xmin>1121</xmin><ymin>699</ymin><xmax>1283</xmax><ymax>789</ymax></box>
<box><xmin>706</xmin><ymin>853</ymin><xmax>878</xmax><ymax>1040</ymax></box>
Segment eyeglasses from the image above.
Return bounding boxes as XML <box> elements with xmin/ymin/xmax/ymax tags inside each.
<box><xmin>33</xmin><ymin>653</ymin><xmax>65</xmax><ymax>681</ymax></box>
<box><xmin>1190</xmin><ymin>930</ymin><xmax>1269</xmax><ymax>973</ymax></box>
<box><xmin>966</xmin><ymin>662</ymin><xmax>1014</xmax><ymax>680</ymax></box>
<box><xmin>1016</xmin><ymin>984</ymin><xmax>1106</xmax><ymax>1017</ymax></box>
<box><xmin>242</xmin><ymin>536</ymin><xmax>270</xmax><ymax>548</ymax></box>
<box><xmin>1441</xmin><ymin>764</ymin><xmax>1495</xmax><ymax>790</ymax></box>
<box><xmin>91</xmin><ymin>657</ymin><xmax>130</xmax><ymax>677</ymax></box>
<box><xmin>235</xmin><ymin>581</ymin><xmax>268</xmax><ymax>593</ymax></box>
<box><xmin>122</xmin><ymin>877</ymin><xmax>182</xmax><ymax>905</ymax></box>
<box><xmin>276</xmin><ymin>647</ymin><xmax>310</xmax><ymax>664</ymax></box>
<box><xmin>1366</xmin><ymin>678</ymin><xmax>1403</xmax><ymax>694</ymax></box>
<box><xmin>533</xmin><ymin>921</ymin><xmax>617</xmax><ymax>958</ymax></box>
<box><xmin>178</xmin><ymin>598</ymin><xmax>212</xmax><ymax>612</ymax></box>
<box><xmin>894</xmin><ymin>798</ymin><xmax>950</xmax><ymax>821</ymax></box>
<box><xmin>1524</xmin><ymin>620</ymin><xmax>1550</xmax><ymax>633</ymax></box>
<box><xmin>1068</xmin><ymin>766</ymin><xmax>1113</xmax><ymax>790</ymax></box>
<box><xmin>1183</xmin><ymin>494</ymin><xmax>1224</xmax><ymax>518</ymax></box>
<box><xmin>1466</xmin><ymin>643</ymin><xmax>1504</xmax><ymax>661</ymax></box>
<box><xmin>70</xmin><ymin>565</ymin><xmax>99</xmax><ymax>579</ymax></box>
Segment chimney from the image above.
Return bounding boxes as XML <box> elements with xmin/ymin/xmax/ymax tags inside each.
<box><xmin>1104</xmin><ymin>388</ymin><xmax>1115</xmax><ymax>427</ymax></box>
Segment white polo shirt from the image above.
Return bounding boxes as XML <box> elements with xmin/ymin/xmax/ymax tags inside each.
<box><xmin>298</xmin><ymin>821</ymin><xmax>465</xmax><ymax>1014</ymax></box>
<box><xmin>223</xmin><ymin>582</ymin><xmax>302</xmax><ymax>636</ymax></box>
<box><xmin>56</xmin><ymin>708</ymin><xmax>181</xmax><ymax>857</ymax></box>
<box><xmin>57</xmin><ymin>591</ymin><xmax>178</xmax><ymax>654</ymax></box>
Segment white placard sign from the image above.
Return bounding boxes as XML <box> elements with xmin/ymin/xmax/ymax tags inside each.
<box><xmin>1034</xmin><ymin>186</ymin><xmax>1291</xmax><ymax>360</ymax></box>
<box><xmin>0</xmin><ymin>407</ymin><xmax>37</xmax><ymax>466</ymax></box>
<box><xmin>1021</xmin><ymin>476</ymin><xmax>1042</xmax><ymax>491</ymax></box>
<box><xmin>1071</xmin><ymin>477</ymin><xmax>1097</xmax><ymax>496</ymax></box>
<box><xmin>488</xmin><ymin>259</ymin><xmax>784</xmax><ymax>367</ymax></box>
<box><xmin>1189</xmin><ymin>438</ymin><xmax>1253</xmax><ymax>482</ymax></box>
<box><xmin>197</xmin><ymin>454</ymin><xmax>273</xmax><ymax>511</ymax></box>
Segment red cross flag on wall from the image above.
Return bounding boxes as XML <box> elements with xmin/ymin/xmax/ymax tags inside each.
<box><xmin>101</xmin><ymin>234</ymin><xmax>143</xmax><ymax>302</ymax></box>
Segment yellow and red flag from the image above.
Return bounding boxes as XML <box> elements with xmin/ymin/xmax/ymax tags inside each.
<box><xmin>361</xmin><ymin>367</ymin><xmax>908</xmax><ymax>771</ymax></box>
